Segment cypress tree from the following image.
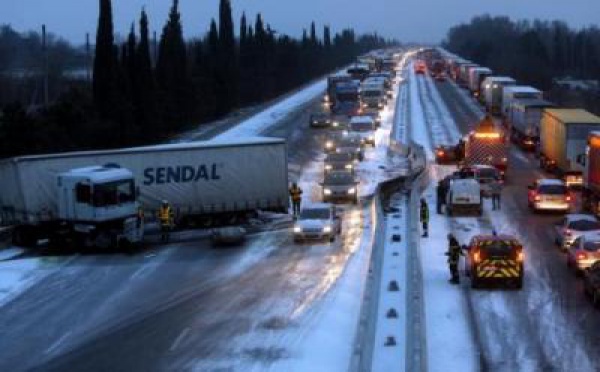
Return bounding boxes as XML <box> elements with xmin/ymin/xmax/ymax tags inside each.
<box><xmin>136</xmin><ymin>8</ymin><xmax>158</xmax><ymax>139</ymax></box>
<box><xmin>93</xmin><ymin>0</ymin><xmax>116</xmax><ymax>118</ymax></box>
<box><xmin>215</xmin><ymin>0</ymin><xmax>237</xmax><ymax>114</ymax></box>
<box><xmin>156</xmin><ymin>0</ymin><xmax>188</xmax><ymax>130</ymax></box>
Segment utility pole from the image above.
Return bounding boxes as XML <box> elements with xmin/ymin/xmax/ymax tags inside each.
<box><xmin>42</xmin><ymin>24</ymin><xmax>49</xmax><ymax>107</ymax></box>
<box><xmin>86</xmin><ymin>32</ymin><xmax>91</xmax><ymax>82</ymax></box>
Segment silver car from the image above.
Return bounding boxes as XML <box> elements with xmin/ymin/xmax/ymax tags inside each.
<box><xmin>554</xmin><ymin>214</ymin><xmax>600</xmax><ymax>251</ymax></box>
<box><xmin>293</xmin><ymin>204</ymin><xmax>342</xmax><ymax>243</ymax></box>
<box><xmin>567</xmin><ymin>231</ymin><xmax>600</xmax><ymax>273</ymax></box>
<box><xmin>321</xmin><ymin>170</ymin><xmax>359</xmax><ymax>204</ymax></box>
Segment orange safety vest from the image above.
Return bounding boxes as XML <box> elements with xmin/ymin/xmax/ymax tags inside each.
<box><xmin>159</xmin><ymin>205</ymin><xmax>173</xmax><ymax>225</ymax></box>
<box><xmin>289</xmin><ymin>186</ymin><xmax>302</xmax><ymax>202</ymax></box>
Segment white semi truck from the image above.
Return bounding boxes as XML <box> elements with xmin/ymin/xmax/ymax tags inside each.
<box><xmin>0</xmin><ymin>137</ymin><xmax>289</xmax><ymax>248</ymax></box>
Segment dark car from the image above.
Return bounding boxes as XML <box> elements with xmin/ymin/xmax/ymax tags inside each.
<box><xmin>435</xmin><ymin>145</ymin><xmax>461</xmax><ymax>164</ymax></box>
<box><xmin>321</xmin><ymin>170</ymin><xmax>359</xmax><ymax>204</ymax></box>
<box><xmin>324</xmin><ymin>152</ymin><xmax>356</xmax><ymax>174</ymax></box>
<box><xmin>583</xmin><ymin>261</ymin><xmax>600</xmax><ymax>306</ymax></box>
<box><xmin>310</xmin><ymin>113</ymin><xmax>332</xmax><ymax>128</ymax></box>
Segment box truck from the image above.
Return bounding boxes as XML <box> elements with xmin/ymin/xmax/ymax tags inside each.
<box><xmin>501</xmin><ymin>86</ymin><xmax>542</xmax><ymax>118</ymax></box>
<box><xmin>582</xmin><ymin>132</ymin><xmax>600</xmax><ymax>216</ymax></box>
<box><xmin>539</xmin><ymin>109</ymin><xmax>600</xmax><ymax>187</ymax></box>
<box><xmin>507</xmin><ymin>98</ymin><xmax>554</xmax><ymax>150</ymax></box>
<box><xmin>481</xmin><ymin>76</ymin><xmax>516</xmax><ymax>116</ymax></box>
<box><xmin>468</xmin><ymin>67</ymin><xmax>492</xmax><ymax>97</ymax></box>
<box><xmin>0</xmin><ymin>137</ymin><xmax>289</xmax><ymax>248</ymax></box>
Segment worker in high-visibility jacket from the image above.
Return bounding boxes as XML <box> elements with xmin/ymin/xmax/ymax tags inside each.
<box><xmin>445</xmin><ymin>233</ymin><xmax>464</xmax><ymax>284</ymax></box>
<box><xmin>289</xmin><ymin>183</ymin><xmax>303</xmax><ymax>217</ymax></box>
<box><xmin>159</xmin><ymin>200</ymin><xmax>174</xmax><ymax>242</ymax></box>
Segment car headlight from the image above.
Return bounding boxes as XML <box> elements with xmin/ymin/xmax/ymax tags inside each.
<box><xmin>347</xmin><ymin>188</ymin><xmax>356</xmax><ymax>194</ymax></box>
<box><xmin>356</xmin><ymin>147</ymin><xmax>362</xmax><ymax>151</ymax></box>
<box><xmin>378</xmin><ymin>103</ymin><xmax>384</xmax><ymax>108</ymax></box>
<box><xmin>323</xmin><ymin>226</ymin><xmax>332</xmax><ymax>233</ymax></box>
<box><xmin>345</xmin><ymin>164</ymin><xmax>353</xmax><ymax>169</ymax></box>
<box><xmin>294</xmin><ymin>226</ymin><xmax>302</xmax><ymax>233</ymax></box>
<box><xmin>326</xmin><ymin>141</ymin><xmax>334</xmax><ymax>148</ymax></box>
<box><xmin>368</xmin><ymin>135</ymin><xmax>375</xmax><ymax>141</ymax></box>
<box><xmin>326</xmin><ymin>164</ymin><xmax>333</xmax><ymax>170</ymax></box>
<box><xmin>324</xmin><ymin>189</ymin><xmax>332</xmax><ymax>195</ymax></box>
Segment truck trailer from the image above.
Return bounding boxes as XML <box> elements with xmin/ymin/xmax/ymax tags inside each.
<box><xmin>501</xmin><ymin>86</ymin><xmax>542</xmax><ymax>118</ymax></box>
<box><xmin>481</xmin><ymin>76</ymin><xmax>516</xmax><ymax>116</ymax></box>
<box><xmin>507</xmin><ymin>98</ymin><xmax>554</xmax><ymax>150</ymax></box>
<box><xmin>468</xmin><ymin>67</ymin><xmax>492</xmax><ymax>98</ymax></box>
<box><xmin>0</xmin><ymin>137</ymin><xmax>289</xmax><ymax>248</ymax></box>
<box><xmin>583</xmin><ymin>132</ymin><xmax>600</xmax><ymax>216</ymax></box>
<box><xmin>539</xmin><ymin>109</ymin><xmax>600</xmax><ymax>187</ymax></box>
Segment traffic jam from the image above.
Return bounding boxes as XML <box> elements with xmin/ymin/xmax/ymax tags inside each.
<box><xmin>293</xmin><ymin>54</ymin><xmax>399</xmax><ymax>243</ymax></box>
<box><xmin>417</xmin><ymin>47</ymin><xmax>600</xmax><ymax>302</ymax></box>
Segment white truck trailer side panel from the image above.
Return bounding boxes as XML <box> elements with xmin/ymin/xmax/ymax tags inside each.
<box><xmin>0</xmin><ymin>137</ymin><xmax>288</xmax><ymax>223</ymax></box>
<box><xmin>501</xmin><ymin>86</ymin><xmax>542</xmax><ymax>117</ymax></box>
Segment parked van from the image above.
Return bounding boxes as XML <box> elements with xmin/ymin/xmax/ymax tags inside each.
<box><xmin>446</xmin><ymin>178</ymin><xmax>483</xmax><ymax>216</ymax></box>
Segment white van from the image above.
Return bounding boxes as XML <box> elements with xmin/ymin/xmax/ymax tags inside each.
<box><xmin>446</xmin><ymin>178</ymin><xmax>482</xmax><ymax>216</ymax></box>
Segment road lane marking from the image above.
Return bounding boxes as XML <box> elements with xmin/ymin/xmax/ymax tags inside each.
<box><xmin>44</xmin><ymin>331</ymin><xmax>72</xmax><ymax>355</ymax></box>
<box><xmin>169</xmin><ymin>327</ymin><xmax>190</xmax><ymax>352</ymax></box>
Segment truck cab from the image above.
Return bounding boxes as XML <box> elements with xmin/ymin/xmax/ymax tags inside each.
<box><xmin>56</xmin><ymin>166</ymin><xmax>143</xmax><ymax>248</ymax></box>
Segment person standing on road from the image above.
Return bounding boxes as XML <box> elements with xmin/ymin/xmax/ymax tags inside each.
<box><xmin>289</xmin><ymin>183</ymin><xmax>303</xmax><ymax>217</ymax></box>
<box><xmin>446</xmin><ymin>233</ymin><xmax>464</xmax><ymax>284</ymax></box>
<box><xmin>491</xmin><ymin>179</ymin><xmax>502</xmax><ymax>210</ymax></box>
<box><xmin>436</xmin><ymin>180</ymin><xmax>448</xmax><ymax>214</ymax></box>
<box><xmin>420</xmin><ymin>198</ymin><xmax>429</xmax><ymax>237</ymax></box>
<box><xmin>159</xmin><ymin>200</ymin><xmax>174</xmax><ymax>243</ymax></box>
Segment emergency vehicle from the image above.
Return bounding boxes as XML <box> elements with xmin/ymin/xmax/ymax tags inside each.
<box><xmin>462</xmin><ymin>115</ymin><xmax>509</xmax><ymax>178</ymax></box>
<box><xmin>465</xmin><ymin>234</ymin><xmax>524</xmax><ymax>289</ymax></box>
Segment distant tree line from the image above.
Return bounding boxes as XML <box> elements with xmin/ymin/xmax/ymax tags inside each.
<box><xmin>444</xmin><ymin>15</ymin><xmax>600</xmax><ymax>91</ymax></box>
<box><xmin>0</xmin><ymin>0</ymin><xmax>390</xmax><ymax>159</ymax></box>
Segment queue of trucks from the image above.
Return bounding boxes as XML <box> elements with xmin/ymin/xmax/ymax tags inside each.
<box><xmin>433</xmin><ymin>47</ymin><xmax>600</xmax><ymax>219</ymax></box>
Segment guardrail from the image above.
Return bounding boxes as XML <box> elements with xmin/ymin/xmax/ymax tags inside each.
<box><xmin>350</xmin><ymin>142</ymin><xmax>426</xmax><ymax>372</ymax></box>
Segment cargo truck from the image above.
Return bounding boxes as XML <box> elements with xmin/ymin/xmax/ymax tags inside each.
<box><xmin>481</xmin><ymin>76</ymin><xmax>516</xmax><ymax>116</ymax></box>
<box><xmin>333</xmin><ymin>81</ymin><xmax>361</xmax><ymax>116</ymax></box>
<box><xmin>501</xmin><ymin>86</ymin><xmax>542</xmax><ymax>118</ymax></box>
<box><xmin>0</xmin><ymin>137</ymin><xmax>289</xmax><ymax>248</ymax></box>
<box><xmin>458</xmin><ymin>63</ymin><xmax>479</xmax><ymax>88</ymax></box>
<box><xmin>326</xmin><ymin>74</ymin><xmax>354</xmax><ymax>108</ymax></box>
<box><xmin>507</xmin><ymin>98</ymin><xmax>554</xmax><ymax>150</ymax></box>
<box><xmin>582</xmin><ymin>132</ymin><xmax>600</xmax><ymax>216</ymax></box>
<box><xmin>462</xmin><ymin>115</ymin><xmax>509</xmax><ymax>178</ymax></box>
<box><xmin>468</xmin><ymin>67</ymin><xmax>492</xmax><ymax>98</ymax></box>
<box><xmin>539</xmin><ymin>109</ymin><xmax>600</xmax><ymax>187</ymax></box>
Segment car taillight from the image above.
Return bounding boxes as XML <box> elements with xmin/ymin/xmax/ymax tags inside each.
<box><xmin>437</xmin><ymin>150</ymin><xmax>444</xmax><ymax>157</ymax></box>
<box><xmin>473</xmin><ymin>251</ymin><xmax>481</xmax><ymax>263</ymax></box>
<box><xmin>534</xmin><ymin>194</ymin><xmax>541</xmax><ymax>202</ymax></box>
<box><xmin>577</xmin><ymin>252</ymin><xmax>588</xmax><ymax>261</ymax></box>
<box><xmin>565</xmin><ymin>195</ymin><xmax>572</xmax><ymax>202</ymax></box>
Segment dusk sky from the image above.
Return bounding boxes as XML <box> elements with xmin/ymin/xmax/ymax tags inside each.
<box><xmin>2</xmin><ymin>0</ymin><xmax>600</xmax><ymax>44</ymax></box>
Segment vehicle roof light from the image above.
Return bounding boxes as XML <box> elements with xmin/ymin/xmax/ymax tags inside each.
<box><xmin>474</xmin><ymin>132</ymin><xmax>501</xmax><ymax>139</ymax></box>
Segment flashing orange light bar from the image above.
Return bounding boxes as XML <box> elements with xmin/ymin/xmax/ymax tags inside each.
<box><xmin>590</xmin><ymin>135</ymin><xmax>600</xmax><ymax>148</ymax></box>
<box><xmin>473</xmin><ymin>132</ymin><xmax>501</xmax><ymax>139</ymax></box>
<box><xmin>517</xmin><ymin>251</ymin><xmax>524</xmax><ymax>262</ymax></box>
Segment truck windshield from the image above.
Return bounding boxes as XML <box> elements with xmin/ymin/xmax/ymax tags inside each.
<box><xmin>350</xmin><ymin>122</ymin><xmax>373</xmax><ymax>131</ymax></box>
<box><xmin>362</xmin><ymin>90</ymin><xmax>381</xmax><ymax>97</ymax></box>
<box><xmin>337</xmin><ymin>92</ymin><xmax>359</xmax><ymax>102</ymax></box>
<box><xmin>93</xmin><ymin>180</ymin><xmax>135</xmax><ymax>207</ymax></box>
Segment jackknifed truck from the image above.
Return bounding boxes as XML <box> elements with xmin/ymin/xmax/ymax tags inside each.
<box><xmin>0</xmin><ymin>137</ymin><xmax>289</xmax><ymax>249</ymax></box>
<box><xmin>539</xmin><ymin>109</ymin><xmax>600</xmax><ymax>187</ymax></box>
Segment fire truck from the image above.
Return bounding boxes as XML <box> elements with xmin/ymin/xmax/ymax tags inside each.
<box><xmin>461</xmin><ymin>115</ymin><xmax>509</xmax><ymax>178</ymax></box>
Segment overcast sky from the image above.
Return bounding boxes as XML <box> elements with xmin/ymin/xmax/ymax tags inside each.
<box><xmin>2</xmin><ymin>0</ymin><xmax>600</xmax><ymax>45</ymax></box>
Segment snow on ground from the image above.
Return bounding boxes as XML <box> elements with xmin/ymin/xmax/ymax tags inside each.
<box><xmin>420</xmin><ymin>166</ymin><xmax>478</xmax><ymax>372</ymax></box>
<box><xmin>0</xmin><ymin>257</ymin><xmax>58</xmax><ymax>308</ymax></box>
<box><xmin>214</xmin><ymin>79</ymin><xmax>326</xmax><ymax>140</ymax></box>
<box><xmin>407</xmin><ymin>60</ymin><xmax>478</xmax><ymax>371</ymax></box>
